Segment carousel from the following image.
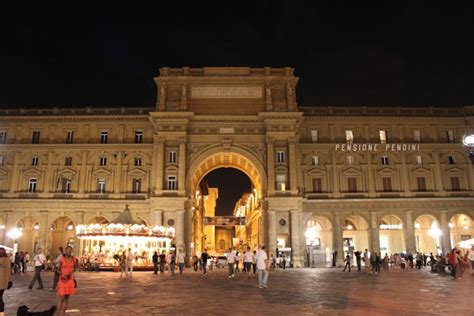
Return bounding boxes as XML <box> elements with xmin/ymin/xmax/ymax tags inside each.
<box><xmin>75</xmin><ymin>205</ymin><xmax>175</xmax><ymax>268</ymax></box>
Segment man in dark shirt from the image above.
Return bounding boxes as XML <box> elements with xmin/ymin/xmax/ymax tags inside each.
<box><xmin>159</xmin><ymin>252</ymin><xmax>166</xmax><ymax>273</ymax></box>
<box><xmin>201</xmin><ymin>249</ymin><xmax>209</xmax><ymax>276</ymax></box>
<box><xmin>152</xmin><ymin>252</ymin><xmax>159</xmax><ymax>274</ymax></box>
<box><xmin>354</xmin><ymin>251</ymin><xmax>362</xmax><ymax>272</ymax></box>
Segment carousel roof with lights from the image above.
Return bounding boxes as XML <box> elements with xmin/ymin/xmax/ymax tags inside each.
<box><xmin>76</xmin><ymin>205</ymin><xmax>174</xmax><ymax>240</ymax></box>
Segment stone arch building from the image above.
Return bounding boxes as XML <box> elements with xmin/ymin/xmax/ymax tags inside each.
<box><xmin>0</xmin><ymin>67</ymin><xmax>473</xmax><ymax>267</ymax></box>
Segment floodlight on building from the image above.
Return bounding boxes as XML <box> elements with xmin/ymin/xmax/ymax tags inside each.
<box><xmin>34</xmin><ymin>224</ymin><xmax>40</xmax><ymax>230</ymax></box>
<box><xmin>7</xmin><ymin>227</ymin><xmax>22</xmax><ymax>240</ymax></box>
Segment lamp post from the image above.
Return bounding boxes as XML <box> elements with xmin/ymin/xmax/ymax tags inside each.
<box><xmin>7</xmin><ymin>227</ymin><xmax>23</xmax><ymax>253</ymax></box>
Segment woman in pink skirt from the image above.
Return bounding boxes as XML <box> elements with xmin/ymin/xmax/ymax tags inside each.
<box><xmin>57</xmin><ymin>246</ymin><xmax>77</xmax><ymax>316</ymax></box>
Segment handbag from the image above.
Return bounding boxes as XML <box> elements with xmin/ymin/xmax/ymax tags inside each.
<box><xmin>7</xmin><ymin>280</ymin><xmax>12</xmax><ymax>289</ymax></box>
<box><xmin>74</xmin><ymin>279</ymin><xmax>77</xmax><ymax>288</ymax></box>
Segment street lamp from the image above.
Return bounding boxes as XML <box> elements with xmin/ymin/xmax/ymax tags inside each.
<box><xmin>462</xmin><ymin>134</ymin><xmax>474</xmax><ymax>162</ymax></box>
<box><xmin>7</xmin><ymin>227</ymin><xmax>23</xmax><ymax>253</ymax></box>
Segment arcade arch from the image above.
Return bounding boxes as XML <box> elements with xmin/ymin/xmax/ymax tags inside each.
<box><xmin>16</xmin><ymin>215</ymin><xmax>40</xmax><ymax>255</ymax></box>
<box><xmin>186</xmin><ymin>148</ymin><xmax>266</xmax><ymax>256</ymax></box>
<box><xmin>48</xmin><ymin>216</ymin><xmax>76</xmax><ymax>256</ymax></box>
<box><xmin>342</xmin><ymin>215</ymin><xmax>369</xmax><ymax>254</ymax></box>
<box><xmin>449</xmin><ymin>213</ymin><xmax>473</xmax><ymax>249</ymax></box>
<box><xmin>378</xmin><ymin>214</ymin><xmax>405</xmax><ymax>255</ymax></box>
<box><xmin>414</xmin><ymin>214</ymin><xmax>441</xmax><ymax>254</ymax></box>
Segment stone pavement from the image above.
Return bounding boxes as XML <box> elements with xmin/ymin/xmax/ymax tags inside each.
<box><xmin>3</xmin><ymin>266</ymin><xmax>473</xmax><ymax>315</ymax></box>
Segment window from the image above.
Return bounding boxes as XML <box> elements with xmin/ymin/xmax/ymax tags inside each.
<box><xmin>28</xmin><ymin>178</ymin><xmax>37</xmax><ymax>193</ymax></box>
<box><xmin>347</xmin><ymin>177</ymin><xmax>357</xmax><ymax>193</ymax></box>
<box><xmin>312</xmin><ymin>178</ymin><xmax>322</xmax><ymax>193</ymax></box>
<box><xmin>66</xmin><ymin>130</ymin><xmax>74</xmax><ymax>144</ymax></box>
<box><xmin>346</xmin><ymin>156</ymin><xmax>354</xmax><ymax>165</ymax></box>
<box><xmin>413</xmin><ymin>130</ymin><xmax>421</xmax><ymax>142</ymax></box>
<box><xmin>132</xmin><ymin>178</ymin><xmax>142</xmax><ymax>193</ymax></box>
<box><xmin>31</xmin><ymin>156</ymin><xmax>38</xmax><ymax>166</ymax></box>
<box><xmin>135</xmin><ymin>130</ymin><xmax>143</xmax><ymax>144</ymax></box>
<box><xmin>345</xmin><ymin>130</ymin><xmax>353</xmax><ymax>143</ymax></box>
<box><xmin>451</xmin><ymin>177</ymin><xmax>460</xmax><ymax>191</ymax></box>
<box><xmin>415</xmin><ymin>155</ymin><xmax>422</xmax><ymax>165</ymax></box>
<box><xmin>32</xmin><ymin>131</ymin><xmax>41</xmax><ymax>144</ymax></box>
<box><xmin>311</xmin><ymin>156</ymin><xmax>319</xmax><ymax>166</ymax></box>
<box><xmin>61</xmin><ymin>178</ymin><xmax>72</xmax><ymax>193</ymax></box>
<box><xmin>0</xmin><ymin>156</ymin><xmax>4</xmax><ymax>166</ymax></box>
<box><xmin>134</xmin><ymin>157</ymin><xmax>142</xmax><ymax>166</ymax></box>
<box><xmin>276</xmin><ymin>175</ymin><xmax>286</xmax><ymax>191</ymax></box>
<box><xmin>99</xmin><ymin>157</ymin><xmax>107</xmax><ymax>166</ymax></box>
<box><xmin>276</xmin><ymin>151</ymin><xmax>285</xmax><ymax>163</ymax></box>
<box><xmin>169</xmin><ymin>151</ymin><xmax>177</xmax><ymax>163</ymax></box>
<box><xmin>65</xmin><ymin>157</ymin><xmax>72</xmax><ymax>166</ymax></box>
<box><xmin>382</xmin><ymin>177</ymin><xmax>392</xmax><ymax>192</ymax></box>
<box><xmin>97</xmin><ymin>178</ymin><xmax>106</xmax><ymax>193</ymax></box>
<box><xmin>448</xmin><ymin>156</ymin><xmax>456</xmax><ymax>165</ymax></box>
<box><xmin>379</xmin><ymin>130</ymin><xmax>387</xmax><ymax>143</ymax></box>
<box><xmin>381</xmin><ymin>156</ymin><xmax>389</xmax><ymax>165</ymax></box>
<box><xmin>447</xmin><ymin>131</ymin><xmax>454</xmax><ymax>143</ymax></box>
<box><xmin>311</xmin><ymin>130</ymin><xmax>319</xmax><ymax>142</ymax></box>
<box><xmin>167</xmin><ymin>175</ymin><xmax>177</xmax><ymax>190</ymax></box>
<box><xmin>417</xmin><ymin>177</ymin><xmax>426</xmax><ymax>191</ymax></box>
<box><xmin>0</xmin><ymin>131</ymin><xmax>6</xmax><ymax>144</ymax></box>
<box><xmin>100</xmin><ymin>131</ymin><xmax>108</xmax><ymax>144</ymax></box>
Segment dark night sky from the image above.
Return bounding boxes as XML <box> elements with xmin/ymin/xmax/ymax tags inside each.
<box><xmin>1</xmin><ymin>3</ymin><xmax>474</xmax><ymax>108</ymax></box>
<box><xmin>201</xmin><ymin>168</ymin><xmax>252</xmax><ymax>216</ymax></box>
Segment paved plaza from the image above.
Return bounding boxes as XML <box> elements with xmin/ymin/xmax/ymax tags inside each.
<box><xmin>3</xmin><ymin>267</ymin><xmax>473</xmax><ymax>315</ymax></box>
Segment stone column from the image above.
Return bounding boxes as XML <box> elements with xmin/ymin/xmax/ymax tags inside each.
<box><xmin>114</xmin><ymin>151</ymin><xmax>123</xmax><ymax>194</ymax></box>
<box><xmin>266</xmin><ymin>137</ymin><xmax>275</xmax><ymax>195</ymax></box>
<box><xmin>178</xmin><ymin>139</ymin><xmax>186</xmax><ymax>194</ymax></box>
<box><xmin>466</xmin><ymin>162</ymin><xmax>474</xmax><ymax>190</ymax></box>
<box><xmin>331</xmin><ymin>151</ymin><xmax>340</xmax><ymax>197</ymax></box>
<box><xmin>78</xmin><ymin>151</ymin><xmax>88</xmax><ymax>194</ymax></box>
<box><xmin>290</xmin><ymin>209</ymin><xmax>303</xmax><ymax>267</ymax></box>
<box><xmin>184</xmin><ymin>200</ymin><xmax>194</xmax><ymax>265</ymax></box>
<box><xmin>440</xmin><ymin>211</ymin><xmax>451</xmax><ymax>254</ymax></box>
<box><xmin>2</xmin><ymin>211</ymin><xmax>13</xmax><ymax>246</ymax></box>
<box><xmin>432</xmin><ymin>151</ymin><xmax>446</xmax><ymax>195</ymax></box>
<box><xmin>176</xmin><ymin>210</ymin><xmax>185</xmax><ymax>253</ymax></box>
<box><xmin>370</xmin><ymin>211</ymin><xmax>380</xmax><ymax>254</ymax></box>
<box><xmin>366</xmin><ymin>152</ymin><xmax>376</xmax><ymax>197</ymax></box>
<box><xmin>156</xmin><ymin>138</ymin><xmax>165</xmax><ymax>193</ymax></box>
<box><xmin>268</xmin><ymin>210</ymin><xmax>277</xmax><ymax>256</ymax></box>
<box><xmin>73</xmin><ymin>211</ymin><xmax>84</xmax><ymax>256</ymax></box>
<box><xmin>400</xmin><ymin>152</ymin><xmax>411</xmax><ymax>195</ymax></box>
<box><xmin>43</xmin><ymin>151</ymin><xmax>54</xmax><ymax>193</ymax></box>
<box><xmin>151</xmin><ymin>209</ymin><xmax>163</xmax><ymax>226</ymax></box>
<box><xmin>8</xmin><ymin>152</ymin><xmax>19</xmax><ymax>193</ymax></box>
<box><xmin>39</xmin><ymin>211</ymin><xmax>49</xmax><ymax>252</ymax></box>
<box><xmin>404</xmin><ymin>211</ymin><xmax>417</xmax><ymax>254</ymax></box>
<box><xmin>288</xmin><ymin>138</ymin><xmax>298</xmax><ymax>194</ymax></box>
<box><xmin>332</xmin><ymin>212</ymin><xmax>344</xmax><ymax>265</ymax></box>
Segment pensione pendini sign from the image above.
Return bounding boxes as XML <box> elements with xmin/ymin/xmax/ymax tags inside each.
<box><xmin>335</xmin><ymin>143</ymin><xmax>421</xmax><ymax>152</ymax></box>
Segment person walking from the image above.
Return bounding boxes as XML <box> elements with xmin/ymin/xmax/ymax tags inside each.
<box><xmin>343</xmin><ymin>253</ymin><xmax>352</xmax><ymax>272</ymax></box>
<box><xmin>126</xmin><ymin>249</ymin><xmax>134</xmax><ymax>277</ymax></box>
<box><xmin>152</xmin><ymin>252</ymin><xmax>159</xmax><ymax>274</ymax></box>
<box><xmin>177</xmin><ymin>250</ymin><xmax>185</xmax><ymax>275</ymax></box>
<box><xmin>19</xmin><ymin>252</ymin><xmax>25</xmax><ymax>274</ymax></box>
<box><xmin>119</xmin><ymin>252</ymin><xmax>127</xmax><ymax>278</ymax></box>
<box><xmin>56</xmin><ymin>246</ymin><xmax>77</xmax><ymax>316</ymax></box>
<box><xmin>234</xmin><ymin>252</ymin><xmax>241</xmax><ymax>274</ymax></box>
<box><xmin>363</xmin><ymin>249</ymin><xmax>370</xmax><ymax>273</ymax></box>
<box><xmin>354</xmin><ymin>251</ymin><xmax>362</xmax><ymax>272</ymax></box>
<box><xmin>282</xmin><ymin>254</ymin><xmax>286</xmax><ymax>270</ymax></box>
<box><xmin>227</xmin><ymin>248</ymin><xmax>235</xmax><ymax>278</ymax></box>
<box><xmin>28</xmin><ymin>248</ymin><xmax>46</xmax><ymax>290</ymax></box>
<box><xmin>23</xmin><ymin>252</ymin><xmax>29</xmax><ymax>273</ymax></box>
<box><xmin>192</xmin><ymin>254</ymin><xmax>199</xmax><ymax>271</ymax></box>
<box><xmin>243</xmin><ymin>247</ymin><xmax>253</xmax><ymax>279</ymax></box>
<box><xmin>255</xmin><ymin>246</ymin><xmax>268</xmax><ymax>289</ymax></box>
<box><xmin>52</xmin><ymin>247</ymin><xmax>64</xmax><ymax>290</ymax></box>
<box><xmin>0</xmin><ymin>247</ymin><xmax>12</xmax><ymax>316</ymax></box>
<box><xmin>332</xmin><ymin>250</ymin><xmax>338</xmax><ymax>267</ymax></box>
<box><xmin>169</xmin><ymin>252</ymin><xmax>176</xmax><ymax>275</ymax></box>
<box><xmin>415</xmin><ymin>252</ymin><xmax>422</xmax><ymax>270</ymax></box>
<box><xmin>201</xmin><ymin>249</ymin><xmax>209</xmax><ymax>276</ymax></box>
<box><xmin>159</xmin><ymin>252</ymin><xmax>166</xmax><ymax>273</ymax></box>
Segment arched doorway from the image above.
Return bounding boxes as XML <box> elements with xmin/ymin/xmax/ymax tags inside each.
<box><xmin>378</xmin><ymin>214</ymin><xmax>405</xmax><ymax>255</ymax></box>
<box><xmin>414</xmin><ymin>214</ymin><xmax>441</xmax><ymax>254</ymax></box>
<box><xmin>186</xmin><ymin>148</ymin><xmax>266</xmax><ymax>257</ymax></box>
<box><xmin>48</xmin><ymin>216</ymin><xmax>76</xmax><ymax>257</ymax></box>
<box><xmin>304</xmin><ymin>215</ymin><xmax>332</xmax><ymax>267</ymax></box>
<box><xmin>88</xmin><ymin>216</ymin><xmax>109</xmax><ymax>225</ymax></box>
<box><xmin>449</xmin><ymin>214</ymin><xmax>473</xmax><ymax>249</ymax></box>
<box><xmin>16</xmin><ymin>216</ymin><xmax>40</xmax><ymax>255</ymax></box>
<box><xmin>342</xmin><ymin>215</ymin><xmax>369</xmax><ymax>255</ymax></box>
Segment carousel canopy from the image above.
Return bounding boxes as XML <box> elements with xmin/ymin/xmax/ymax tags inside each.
<box><xmin>111</xmin><ymin>204</ymin><xmax>142</xmax><ymax>225</ymax></box>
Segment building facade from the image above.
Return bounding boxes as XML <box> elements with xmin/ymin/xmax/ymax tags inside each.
<box><xmin>0</xmin><ymin>67</ymin><xmax>473</xmax><ymax>267</ymax></box>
